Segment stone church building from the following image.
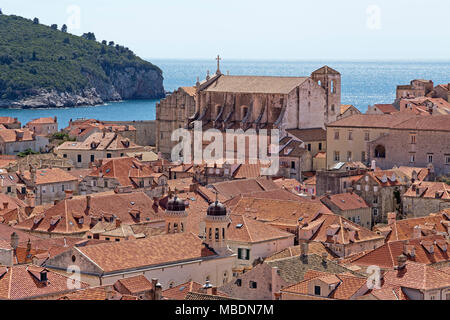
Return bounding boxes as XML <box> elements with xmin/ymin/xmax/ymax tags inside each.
<box><xmin>156</xmin><ymin>60</ymin><xmax>341</xmax><ymax>161</ymax></box>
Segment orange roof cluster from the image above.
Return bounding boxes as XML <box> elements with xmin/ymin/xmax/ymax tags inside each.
<box><xmin>348</xmin><ymin>235</ymin><xmax>449</xmax><ymax>268</ymax></box>
<box><xmin>372</xmin><ymin>104</ymin><xmax>398</xmax><ymax>114</ymax></box>
<box><xmin>375</xmin><ymin>211</ymin><xmax>450</xmax><ymax>242</ymax></box>
<box><xmin>403</xmin><ymin>181</ymin><xmax>450</xmax><ymax>199</ymax></box>
<box><xmin>281</xmin><ymin>269</ymin><xmax>367</xmax><ymax>300</ymax></box>
<box><xmin>114</xmin><ymin>275</ymin><xmax>153</xmax><ymax>294</ymax></box>
<box><xmin>0</xmin><ymin>117</ymin><xmax>19</xmax><ymax>125</ymax></box>
<box><xmin>211</xmin><ymin>178</ymin><xmax>280</xmax><ymax>200</ymax></box>
<box><xmin>227</xmin><ymin>214</ymin><xmax>294</xmax><ymax>243</ymax></box>
<box><xmin>322</xmin><ymin>192</ymin><xmax>369</xmax><ymax>211</ymax></box>
<box><xmin>286</xmin><ymin>128</ymin><xmax>326</xmax><ymax>142</ymax></box>
<box><xmin>328</xmin><ymin>113</ymin><xmax>450</xmax><ymax>131</ymax></box>
<box><xmin>15</xmin><ymin>192</ymin><xmax>165</xmax><ymax>235</ymax></box>
<box><xmin>88</xmin><ymin>157</ymin><xmax>155</xmax><ymax>188</ymax></box>
<box><xmin>382</xmin><ymin>261</ymin><xmax>450</xmax><ymax>291</ymax></box>
<box><xmin>0</xmin><ymin>128</ymin><xmax>35</xmax><ymax>143</ymax></box>
<box><xmin>265</xmin><ymin>242</ymin><xmax>339</xmax><ymax>262</ymax></box>
<box><xmin>0</xmin><ymin>265</ymin><xmax>89</xmax><ymax>299</ymax></box>
<box><xmin>231</xmin><ymin>197</ymin><xmax>332</xmax><ymax>228</ymax></box>
<box><xmin>163</xmin><ymin>281</ymin><xmax>229</xmax><ymax>300</ymax></box>
<box><xmin>73</xmin><ymin>232</ymin><xmax>215</xmax><ymax>273</ymax></box>
<box><xmin>357</xmin><ymin>171</ymin><xmax>404</xmax><ymax>187</ymax></box>
<box><xmin>57</xmin><ymin>132</ymin><xmax>142</xmax><ymax>151</ymax></box>
<box><xmin>67</xmin><ymin>119</ymin><xmax>136</xmax><ymax>138</ymax></box>
<box><xmin>19</xmin><ymin>167</ymin><xmax>78</xmax><ymax>185</ymax></box>
<box><xmin>298</xmin><ymin>214</ymin><xmax>383</xmax><ymax>245</ymax></box>
<box><xmin>27</xmin><ymin>117</ymin><xmax>57</xmax><ymax>125</ymax></box>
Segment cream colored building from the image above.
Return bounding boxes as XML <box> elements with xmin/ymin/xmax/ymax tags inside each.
<box><xmin>55</xmin><ymin>131</ymin><xmax>145</xmax><ymax>168</ymax></box>
<box><xmin>44</xmin><ymin>233</ymin><xmax>236</xmax><ymax>289</ymax></box>
<box><xmin>326</xmin><ymin>114</ymin><xmax>450</xmax><ymax>176</ymax></box>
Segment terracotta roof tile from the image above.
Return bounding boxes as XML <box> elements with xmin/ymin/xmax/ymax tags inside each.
<box><xmin>75</xmin><ymin>233</ymin><xmax>215</xmax><ymax>273</ymax></box>
<box><xmin>0</xmin><ymin>264</ymin><xmax>89</xmax><ymax>299</ymax></box>
<box><xmin>115</xmin><ymin>275</ymin><xmax>153</xmax><ymax>294</ymax></box>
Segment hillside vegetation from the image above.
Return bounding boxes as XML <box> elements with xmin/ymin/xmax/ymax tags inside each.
<box><xmin>0</xmin><ymin>14</ymin><xmax>164</xmax><ymax>104</ymax></box>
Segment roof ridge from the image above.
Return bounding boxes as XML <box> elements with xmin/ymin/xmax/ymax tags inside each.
<box><xmin>242</xmin><ymin>216</ymin><xmax>253</xmax><ymax>242</ymax></box>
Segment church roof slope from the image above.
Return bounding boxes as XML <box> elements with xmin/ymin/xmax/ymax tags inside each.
<box><xmin>204</xmin><ymin>75</ymin><xmax>309</xmax><ymax>94</ymax></box>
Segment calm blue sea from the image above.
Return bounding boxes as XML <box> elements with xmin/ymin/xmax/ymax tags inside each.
<box><xmin>1</xmin><ymin>60</ymin><xmax>449</xmax><ymax>129</ymax></box>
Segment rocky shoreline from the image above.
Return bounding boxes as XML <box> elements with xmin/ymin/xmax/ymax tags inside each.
<box><xmin>0</xmin><ymin>66</ymin><xmax>165</xmax><ymax>109</ymax></box>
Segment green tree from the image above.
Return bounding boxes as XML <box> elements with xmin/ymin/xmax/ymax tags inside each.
<box><xmin>61</xmin><ymin>24</ymin><xmax>68</xmax><ymax>33</ymax></box>
<box><xmin>51</xmin><ymin>24</ymin><xmax>58</xmax><ymax>30</ymax></box>
<box><xmin>82</xmin><ymin>32</ymin><xmax>96</xmax><ymax>41</ymax></box>
<box><xmin>33</xmin><ymin>17</ymin><xmax>39</xmax><ymax>24</ymax></box>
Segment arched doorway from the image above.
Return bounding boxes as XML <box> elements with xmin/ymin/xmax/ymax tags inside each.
<box><xmin>374</xmin><ymin>145</ymin><xmax>386</xmax><ymax>158</ymax></box>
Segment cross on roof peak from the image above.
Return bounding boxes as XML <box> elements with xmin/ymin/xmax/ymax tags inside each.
<box><xmin>216</xmin><ymin>55</ymin><xmax>222</xmax><ymax>75</ymax></box>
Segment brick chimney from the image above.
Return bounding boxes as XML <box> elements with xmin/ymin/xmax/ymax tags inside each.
<box><xmin>29</xmin><ymin>165</ymin><xmax>36</xmax><ymax>185</ymax></box>
<box><xmin>105</xmin><ymin>285</ymin><xmax>115</xmax><ymax>300</ymax></box>
<box><xmin>115</xmin><ymin>218</ymin><xmax>121</xmax><ymax>228</ymax></box>
<box><xmin>413</xmin><ymin>225</ymin><xmax>422</xmax><ymax>238</ymax></box>
<box><xmin>300</xmin><ymin>242</ymin><xmax>309</xmax><ymax>257</ymax></box>
<box><xmin>26</xmin><ymin>192</ymin><xmax>36</xmax><ymax>208</ymax></box>
<box><xmin>395</xmin><ymin>254</ymin><xmax>407</xmax><ymax>270</ymax></box>
<box><xmin>86</xmin><ymin>195</ymin><xmax>92</xmax><ymax>210</ymax></box>
<box><xmin>151</xmin><ymin>278</ymin><xmax>162</xmax><ymax>300</ymax></box>
<box><xmin>65</xmin><ymin>190</ymin><xmax>73</xmax><ymax>200</ymax></box>
<box><xmin>387</xmin><ymin>212</ymin><xmax>396</xmax><ymax>225</ymax></box>
<box><xmin>10</xmin><ymin>232</ymin><xmax>19</xmax><ymax>250</ymax></box>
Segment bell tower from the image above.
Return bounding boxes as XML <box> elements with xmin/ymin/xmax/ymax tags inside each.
<box><xmin>164</xmin><ymin>192</ymin><xmax>187</xmax><ymax>234</ymax></box>
<box><xmin>204</xmin><ymin>193</ymin><xmax>230</xmax><ymax>252</ymax></box>
<box><xmin>311</xmin><ymin>66</ymin><xmax>341</xmax><ymax>124</ymax></box>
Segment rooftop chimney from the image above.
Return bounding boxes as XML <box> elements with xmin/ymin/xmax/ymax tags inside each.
<box><xmin>65</xmin><ymin>190</ymin><xmax>73</xmax><ymax>200</ymax></box>
<box><xmin>10</xmin><ymin>232</ymin><xmax>19</xmax><ymax>250</ymax></box>
<box><xmin>115</xmin><ymin>218</ymin><xmax>121</xmax><ymax>228</ymax></box>
<box><xmin>387</xmin><ymin>212</ymin><xmax>396</xmax><ymax>225</ymax></box>
<box><xmin>86</xmin><ymin>195</ymin><xmax>92</xmax><ymax>210</ymax></box>
<box><xmin>2</xmin><ymin>202</ymin><xmax>8</xmax><ymax>210</ymax></box>
<box><xmin>151</xmin><ymin>278</ymin><xmax>162</xmax><ymax>300</ymax></box>
<box><xmin>371</xmin><ymin>160</ymin><xmax>376</xmax><ymax>171</ymax></box>
<box><xmin>413</xmin><ymin>225</ymin><xmax>422</xmax><ymax>238</ymax></box>
<box><xmin>105</xmin><ymin>285</ymin><xmax>115</xmax><ymax>300</ymax></box>
<box><xmin>300</xmin><ymin>242</ymin><xmax>309</xmax><ymax>257</ymax></box>
<box><xmin>203</xmin><ymin>280</ymin><xmax>213</xmax><ymax>295</ymax></box>
<box><xmin>395</xmin><ymin>254</ymin><xmax>407</xmax><ymax>270</ymax></box>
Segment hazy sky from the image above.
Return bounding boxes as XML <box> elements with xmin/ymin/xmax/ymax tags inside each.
<box><xmin>1</xmin><ymin>0</ymin><xmax>449</xmax><ymax>60</ymax></box>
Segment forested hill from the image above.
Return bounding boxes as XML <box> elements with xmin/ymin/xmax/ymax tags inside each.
<box><xmin>0</xmin><ymin>14</ymin><xmax>164</xmax><ymax>108</ymax></box>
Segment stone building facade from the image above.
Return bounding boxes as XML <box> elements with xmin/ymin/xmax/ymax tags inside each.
<box><xmin>156</xmin><ymin>87</ymin><xmax>196</xmax><ymax>158</ymax></box>
<box><xmin>156</xmin><ymin>63</ymin><xmax>341</xmax><ymax>160</ymax></box>
<box><xmin>326</xmin><ymin>114</ymin><xmax>450</xmax><ymax>176</ymax></box>
<box><xmin>402</xmin><ymin>182</ymin><xmax>450</xmax><ymax>217</ymax></box>
<box><xmin>353</xmin><ymin>171</ymin><xmax>406</xmax><ymax>225</ymax></box>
